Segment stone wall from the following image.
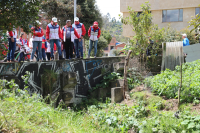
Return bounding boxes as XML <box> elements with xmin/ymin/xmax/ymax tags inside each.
<box><xmin>0</xmin><ymin>57</ymin><xmax>125</xmax><ymax>105</ymax></box>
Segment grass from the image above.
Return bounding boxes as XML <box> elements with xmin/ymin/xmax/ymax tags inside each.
<box><xmin>1</xmin><ymin>86</ymin><xmax>200</xmax><ymax>132</ymax></box>
<box><xmin>0</xmin><ymin>90</ymin><xmax>103</xmax><ymax>133</ymax></box>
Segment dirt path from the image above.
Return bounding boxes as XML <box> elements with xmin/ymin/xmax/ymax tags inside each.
<box><xmin>120</xmin><ymin>85</ymin><xmax>200</xmax><ymax>114</ymax></box>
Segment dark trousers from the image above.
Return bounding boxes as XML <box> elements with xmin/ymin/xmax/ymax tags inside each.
<box><xmin>46</xmin><ymin>53</ymin><xmax>51</xmax><ymax>60</ymax></box>
<box><xmin>64</xmin><ymin>39</ymin><xmax>73</xmax><ymax>59</ymax></box>
<box><xmin>7</xmin><ymin>38</ymin><xmax>16</xmax><ymax>61</ymax></box>
<box><xmin>18</xmin><ymin>52</ymin><xmax>24</xmax><ymax>62</ymax></box>
<box><xmin>42</xmin><ymin>49</ymin><xmax>46</xmax><ymax>61</ymax></box>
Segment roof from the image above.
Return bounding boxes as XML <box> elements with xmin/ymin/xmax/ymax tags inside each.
<box><xmin>116</xmin><ymin>42</ymin><xmax>126</xmax><ymax>46</ymax></box>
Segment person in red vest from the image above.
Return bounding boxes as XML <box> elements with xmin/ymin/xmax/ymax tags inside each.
<box><xmin>30</xmin><ymin>20</ymin><xmax>44</xmax><ymax>62</ymax></box>
<box><xmin>72</xmin><ymin>17</ymin><xmax>86</xmax><ymax>59</ymax></box>
<box><xmin>88</xmin><ymin>21</ymin><xmax>101</xmax><ymax>58</ymax></box>
<box><xmin>18</xmin><ymin>32</ymin><xmax>29</xmax><ymax>62</ymax></box>
<box><xmin>46</xmin><ymin>17</ymin><xmax>64</xmax><ymax>60</ymax></box>
<box><xmin>61</xmin><ymin>20</ymin><xmax>81</xmax><ymax>59</ymax></box>
<box><xmin>7</xmin><ymin>27</ymin><xmax>17</xmax><ymax>62</ymax></box>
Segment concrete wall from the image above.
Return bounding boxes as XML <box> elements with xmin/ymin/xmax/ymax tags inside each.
<box><xmin>120</xmin><ymin>0</ymin><xmax>200</xmax><ymax>12</ymax></box>
<box><xmin>120</xmin><ymin>0</ymin><xmax>200</xmax><ymax>37</ymax></box>
<box><xmin>0</xmin><ymin>57</ymin><xmax>124</xmax><ymax>105</ymax></box>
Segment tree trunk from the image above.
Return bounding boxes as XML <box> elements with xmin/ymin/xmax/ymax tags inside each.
<box><xmin>123</xmin><ymin>50</ymin><xmax>132</xmax><ymax>100</ymax></box>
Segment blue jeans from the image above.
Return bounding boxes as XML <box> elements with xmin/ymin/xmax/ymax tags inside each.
<box><xmin>50</xmin><ymin>39</ymin><xmax>62</xmax><ymax>58</ymax></box>
<box><xmin>18</xmin><ymin>52</ymin><xmax>24</xmax><ymax>62</ymax></box>
<box><xmin>74</xmin><ymin>39</ymin><xmax>83</xmax><ymax>58</ymax></box>
<box><xmin>7</xmin><ymin>38</ymin><xmax>16</xmax><ymax>61</ymax></box>
<box><xmin>31</xmin><ymin>41</ymin><xmax>42</xmax><ymax>60</ymax></box>
<box><xmin>88</xmin><ymin>40</ymin><xmax>98</xmax><ymax>56</ymax></box>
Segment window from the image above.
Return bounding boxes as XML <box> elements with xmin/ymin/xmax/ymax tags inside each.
<box><xmin>137</xmin><ymin>12</ymin><xmax>142</xmax><ymax>17</ymax></box>
<box><xmin>196</xmin><ymin>7</ymin><xmax>200</xmax><ymax>15</ymax></box>
<box><xmin>110</xmin><ymin>46</ymin><xmax>115</xmax><ymax>50</ymax></box>
<box><xmin>162</xmin><ymin>9</ymin><xmax>183</xmax><ymax>22</ymax></box>
<box><xmin>104</xmin><ymin>47</ymin><xmax>108</xmax><ymax>50</ymax></box>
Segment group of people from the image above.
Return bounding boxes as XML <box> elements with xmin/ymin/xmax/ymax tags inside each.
<box><xmin>7</xmin><ymin>17</ymin><xmax>101</xmax><ymax>62</ymax></box>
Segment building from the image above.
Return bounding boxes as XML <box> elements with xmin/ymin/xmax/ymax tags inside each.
<box><xmin>120</xmin><ymin>0</ymin><xmax>200</xmax><ymax>37</ymax></box>
<box><xmin>104</xmin><ymin>37</ymin><xmax>126</xmax><ymax>56</ymax></box>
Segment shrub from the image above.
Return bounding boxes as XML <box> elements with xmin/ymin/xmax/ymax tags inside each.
<box><xmin>145</xmin><ymin>60</ymin><xmax>200</xmax><ymax>103</ymax></box>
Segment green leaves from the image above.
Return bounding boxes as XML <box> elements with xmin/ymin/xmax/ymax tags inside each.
<box><xmin>0</xmin><ymin>0</ymin><xmax>42</xmax><ymax>33</ymax></box>
<box><xmin>145</xmin><ymin>60</ymin><xmax>200</xmax><ymax>102</ymax></box>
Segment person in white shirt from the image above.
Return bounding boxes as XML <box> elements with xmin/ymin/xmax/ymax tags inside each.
<box><xmin>46</xmin><ymin>41</ymin><xmax>51</xmax><ymax>60</ymax></box>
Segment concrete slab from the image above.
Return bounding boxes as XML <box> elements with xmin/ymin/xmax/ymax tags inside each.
<box><xmin>111</xmin><ymin>87</ymin><xmax>123</xmax><ymax>103</ymax></box>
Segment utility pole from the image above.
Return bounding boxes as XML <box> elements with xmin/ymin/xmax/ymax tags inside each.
<box><xmin>74</xmin><ymin>0</ymin><xmax>76</xmax><ymax>19</ymax></box>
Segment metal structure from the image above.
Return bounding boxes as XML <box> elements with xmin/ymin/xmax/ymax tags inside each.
<box><xmin>74</xmin><ymin>0</ymin><xmax>76</xmax><ymax>19</ymax></box>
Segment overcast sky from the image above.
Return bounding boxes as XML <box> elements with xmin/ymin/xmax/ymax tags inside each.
<box><xmin>96</xmin><ymin>0</ymin><xmax>122</xmax><ymax>20</ymax></box>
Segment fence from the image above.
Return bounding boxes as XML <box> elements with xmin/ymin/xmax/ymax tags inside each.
<box><xmin>161</xmin><ymin>41</ymin><xmax>184</xmax><ymax>71</ymax></box>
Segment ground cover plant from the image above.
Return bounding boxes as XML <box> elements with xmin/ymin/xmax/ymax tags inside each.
<box><xmin>145</xmin><ymin>60</ymin><xmax>200</xmax><ymax>103</ymax></box>
<box><xmin>1</xmin><ymin>78</ymin><xmax>200</xmax><ymax>133</ymax></box>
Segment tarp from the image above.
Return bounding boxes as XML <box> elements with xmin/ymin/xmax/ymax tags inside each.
<box><xmin>183</xmin><ymin>43</ymin><xmax>200</xmax><ymax>62</ymax></box>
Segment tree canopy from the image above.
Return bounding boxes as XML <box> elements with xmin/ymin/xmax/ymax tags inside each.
<box><xmin>0</xmin><ymin>0</ymin><xmax>42</xmax><ymax>33</ymax></box>
<box><xmin>40</xmin><ymin>0</ymin><xmax>82</xmax><ymax>27</ymax></box>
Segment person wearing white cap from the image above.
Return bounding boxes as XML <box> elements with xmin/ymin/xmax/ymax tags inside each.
<box><xmin>72</xmin><ymin>17</ymin><xmax>86</xmax><ymax>59</ymax></box>
<box><xmin>182</xmin><ymin>33</ymin><xmax>190</xmax><ymax>46</ymax></box>
<box><xmin>46</xmin><ymin>17</ymin><xmax>64</xmax><ymax>60</ymax></box>
<box><xmin>30</xmin><ymin>20</ymin><xmax>44</xmax><ymax>62</ymax></box>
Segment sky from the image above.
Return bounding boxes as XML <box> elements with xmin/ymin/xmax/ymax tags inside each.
<box><xmin>96</xmin><ymin>0</ymin><xmax>122</xmax><ymax>20</ymax></box>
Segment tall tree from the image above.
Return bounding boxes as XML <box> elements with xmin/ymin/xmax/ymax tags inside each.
<box><xmin>122</xmin><ymin>2</ymin><xmax>153</xmax><ymax>56</ymax></box>
<box><xmin>77</xmin><ymin>0</ymin><xmax>103</xmax><ymax>39</ymax></box>
<box><xmin>189</xmin><ymin>4</ymin><xmax>200</xmax><ymax>37</ymax></box>
<box><xmin>0</xmin><ymin>0</ymin><xmax>42</xmax><ymax>33</ymax></box>
<box><xmin>0</xmin><ymin>0</ymin><xmax>42</xmax><ymax>59</ymax></box>
<box><xmin>40</xmin><ymin>0</ymin><xmax>82</xmax><ymax>27</ymax></box>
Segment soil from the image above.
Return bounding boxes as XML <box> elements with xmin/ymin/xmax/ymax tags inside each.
<box><xmin>121</xmin><ymin>85</ymin><xmax>200</xmax><ymax>113</ymax></box>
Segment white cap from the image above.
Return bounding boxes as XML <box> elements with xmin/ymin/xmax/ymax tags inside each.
<box><xmin>52</xmin><ymin>17</ymin><xmax>58</xmax><ymax>23</ymax></box>
<box><xmin>74</xmin><ymin>17</ymin><xmax>79</xmax><ymax>21</ymax></box>
<box><xmin>66</xmin><ymin>20</ymin><xmax>71</xmax><ymax>23</ymax></box>
<box><xmin>182</xmin><ymin>33</ymin><xmax>187</xmax><ymax>37</ymax></box>
<box><xmin>36</xmin><ymin>20</ymin><xmax>41</xmax><ymax>25</ymax></box>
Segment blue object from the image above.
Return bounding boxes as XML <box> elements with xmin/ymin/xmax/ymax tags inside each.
<box><xmin>31</xmin><ymin>41</ymin><xmax>42</xmax><ymax>60</ymax></box>
<box><xmin>88</xmin><ymin>40</ymin><xmax>98</xmax><ymax>56</ymax></box>
<box><xmin>74</xmin><ymin>39</ymin><xmax>83</xmax><ymax>58</ymax></box>
<box><xmin>50</xmin><ymin>39</ymin><xmax>62</xmax><ymax>58</ymax></box>
<box><xmin>183</xmin><ymin>38</ymin><xmax>190</xmax><ymax>46</ymax></box>
<box><xmin>7</xmin><ymin>38</ymin><xmax>16</xmax><ymax>61</ymax></box>
<box><xmin>18</xmin><ymin>52</ymin><xmax>24</xmax><ymax>62</ymax></box>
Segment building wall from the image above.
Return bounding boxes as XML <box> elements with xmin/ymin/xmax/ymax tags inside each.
<box><xmin>120</xmin><ymin>0</ymin><xmax>200</xmax><ymax>12</ymax></box>
<box><xmin>121</xmin><ymin>0</ymin><xmax>200</xmax><ymax>37</ymax></box>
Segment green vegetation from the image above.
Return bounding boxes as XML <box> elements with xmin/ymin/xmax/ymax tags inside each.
<box><xmin>92</xmin><ymin>72</ymin><xmax>122</xmax><ymax>91</ymax></box>
<box><xmin>102</xmin><ymin>13</ymin><xmax>128</xmax><ymax>43</ymax></box>
<box><xmin>1</xmin><ymin>80</ymin><xmax>200</xmax><ymax>133</ymax></box>
<box><xmin>145</xmin><ymin>60</ymin><xmax>200</xmax><ymax>103</ymax></box>
<box><xmin>0</xmin><ymin>0</ymin><xmax>41</xmax><ymax>33</ymax></box>
<box><xmin>189</xmin><ymin>4</ymin><xmax>200</xmax><ymax>34</ymax></box>
<box><xmin>121</xmin><ymin>2</ymin><xmax>198</xmax><ymax>58</ymax></box>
